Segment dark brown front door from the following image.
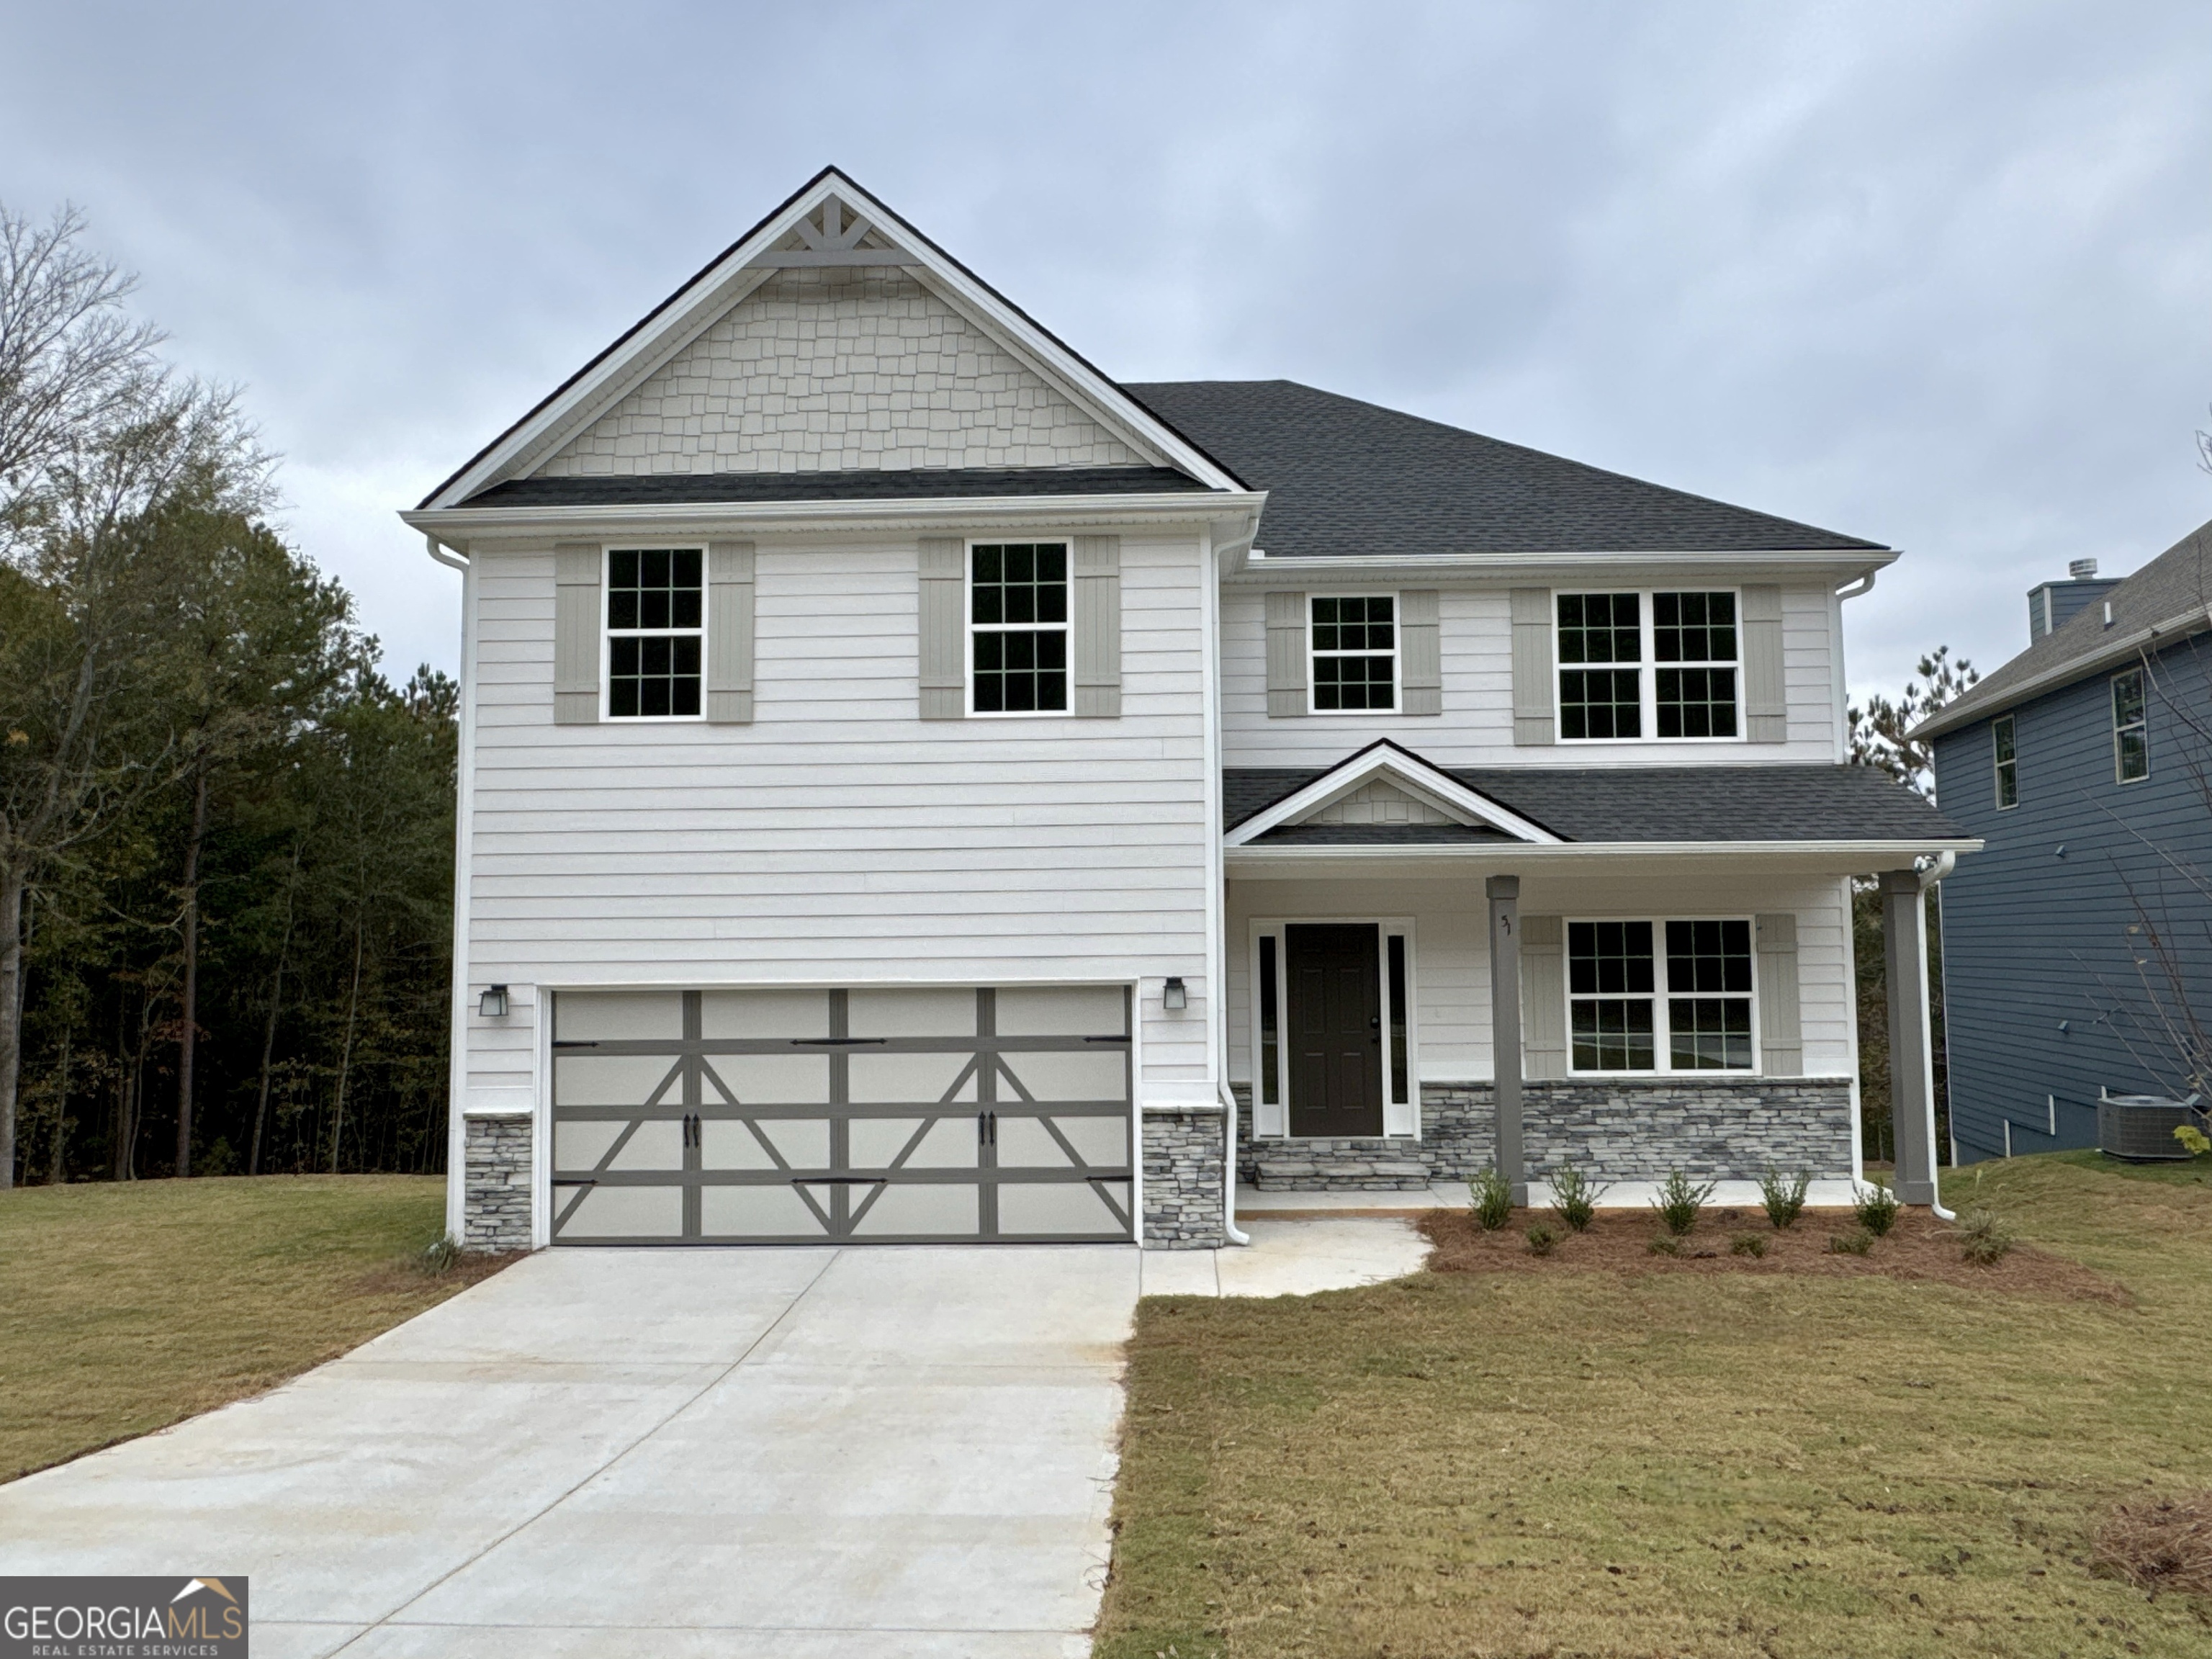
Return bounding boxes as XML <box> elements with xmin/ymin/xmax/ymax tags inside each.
<box><xmin>1286</xmin><ymin>924</ymin><xmax>1384</xmax><ymax>1137</ymax></box>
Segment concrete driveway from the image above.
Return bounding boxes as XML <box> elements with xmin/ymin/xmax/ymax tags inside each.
<box><xmin>0</xmin><ymin>1245</ymin><xmax>1138</xmax><ymax>1658</ymax></box>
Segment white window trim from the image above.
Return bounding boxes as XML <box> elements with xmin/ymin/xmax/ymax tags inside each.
<box><xmin>1562</xmin><ymin>914</ymin><xmax>1761</xmax><ymax>1077</ymax></box>
<box><xmin>1306</xmin><ymin>590</ymin><xmax>1401</xmax><ymax>716</ymax></box>
<box><xmin>1553</xmin><ymin>588</ymin><xmax>1745</xmax><ymax>745</ymax></box>
<box><xmin>2111</xmin><ymin>669</ymin><xmax>2149</xmax><ymax>786</ymax></box>
<box><xmin>1992</xmin><ymin>713</ymin><xmax>2019</xmax><ymax>809</ymax></box>
<box><xmin>965</xmin><ymin>536</ymin><xmax>1073</xmax><ymax>720</ymax></box>
<box><xmin>602</xmin><ymin>543</ymin><xmax>707</xmax><ymax>723</ymax></box>
<box><xmin>1246</xmin><ymin>916</ymin><xmax>1419</xmax><ymax>1139</ymax></box>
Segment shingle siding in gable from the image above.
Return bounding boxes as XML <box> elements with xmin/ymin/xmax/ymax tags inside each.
<box><xmin>540</xmin><ymin>268</ymin><xmax>1145</xmax><ymax>477</ymax></box>
<box><xmin>1932</xmin><ymin>638</ymin><xmax>2212</xmax><ymax>1162</ymax></box>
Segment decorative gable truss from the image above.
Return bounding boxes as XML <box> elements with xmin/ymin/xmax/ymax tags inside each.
<box><xmin>1223</xmin><ymin>740</ymin><xmax>1563</xmax><ymax>847</ymax></box>
<box><xmin>418</xmin><ymin>168</ymin><xmax>1244</xmax><ymax>508</ymax></box>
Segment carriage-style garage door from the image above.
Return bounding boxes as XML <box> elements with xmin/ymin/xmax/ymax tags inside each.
<box><xmin>549</xmin><ymin>985</ymin><xmax>1133</xmax><ymax>1245</ymax></box>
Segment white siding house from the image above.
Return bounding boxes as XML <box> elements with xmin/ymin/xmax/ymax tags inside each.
<box><xmin>405</xmin><ymin>169</ymin><xmax>1974</xmax><ymax>1252</ymax></box>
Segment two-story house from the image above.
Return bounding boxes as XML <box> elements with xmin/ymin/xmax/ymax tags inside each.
<box><xmin>1915</xmin><ymin>526</ymin><xmax>2212</xmax><ymax>1161</ymax></box>
<box><xmin>402</xmin><ymin>169</ymin><xmax>1972</xmax><ymax>1251</ymax></box>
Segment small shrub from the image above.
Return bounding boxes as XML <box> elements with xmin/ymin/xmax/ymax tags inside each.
<box><xmin>415</xmin><ymin>1234</ymin><xmax>462</xmax><ymax>1277</ymax></box>
<box><xmin>2094</xmin><ymin>1491</ymin><xmax>2212</xmax><ymax>1596</ymax></box>
<box><xmin>1525</xmin><ymin>1223</ymin><xmax>1559</xmax><ymax>1257</ymax></box>
<box><xmin>1651</xmin><ymin>1170</ymin><xmax>1717</xmax><ymax>1237</ymax></box>
<box><xmin>2175</xmin><ymin>1123</ymin><xmax>2212</xmax><ymax>1158</ymax></box>
<box><xmin>1730</xmin><ymin>1233</ymin><xmax>1767</xmax><ymax>1258</ymax></box>
<box><xmin>1953</xmin><ymin>1210</ymin><xmax>2013</xmax><ymax>1265</ymax></box>
<box><xmin>1853</xmin><ymin>1178</ymin><xmax>1901</xmax><ymax>1238</ymax></box>
<box><xmin>1758</xmin><ymin>1169</ymin><xmax>1810</xmax><ymax>1230</ymax></box>
<box><xmin>1548</xmin><ymin>1163</ymin><xmax>1608</xmax><ymax>1232</ymax></box>
<box><xmin>1827</xmin><ymin>1230</ymin><xmax>1874</xmax><ymax>1256</ymax></box>
<box><xmin>1470</xmin><ymin>1167</ymin><xmax>1514</xmax><ymax>1231</ymax></box>
<box><xmin>1647</xmin><ymin>1235</ymin><xmax>1682</xmax><ymax>1257</ymax></box>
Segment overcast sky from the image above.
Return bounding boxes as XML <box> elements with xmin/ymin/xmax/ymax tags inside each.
<box><xmin>4</xmin><ymin>1</ymin><xmax>2208</xmax><ymax>701</ymax></box>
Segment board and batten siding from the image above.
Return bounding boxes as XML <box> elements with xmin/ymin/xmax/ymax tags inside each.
<box><xmin>1218</xmin><ymin>584</ymin><xmax>1843</xmax><ymax>766</ymax></box>
<box><xmin>1225</xmin><ymin>871</ymin><xmax>1856</xmax><ymax>1097</ymax></box>
<box><xmin>460</xmin><ymin>532</ymin><xmax>1215</xmax><ymax>1113</ymax></box>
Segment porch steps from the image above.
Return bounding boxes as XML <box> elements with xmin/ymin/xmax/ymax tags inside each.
<box><xmin>1251</xmin><ymin>1146</ymin><xmax>1434</xmax><ymax>1192</ymax></box>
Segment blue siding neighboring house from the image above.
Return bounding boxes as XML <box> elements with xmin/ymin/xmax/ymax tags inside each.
<box><xmin>1917</xmin><ymin>523</ymin><xmax>2212</xmax><ymax>1162</ymax></box>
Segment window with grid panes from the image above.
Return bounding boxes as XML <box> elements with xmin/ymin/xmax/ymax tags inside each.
<box><xmin>971</xmin><ymin>543</ymin><xmax>1068</xmax><ymax>714</ymax></box>
<box><xmin>1992</xmin><ymin>714</ymin><xmax>2018</xmax><ymax>808</ymax></box>
<box><xmin>1653</xmin><ymin>592</ymin><xmax>1738</xmax><ymax>737</ymax></box>
<box><xmin>1557</xmin><ymin>593</ymin><xmax>1642</xmax><ymax>738</ymax></box>
<box><xmin>1664</xmin><ymin>920</ymin><xmax>1753</xmax><ymax>1069</ymax></box>
<box><xmin>1310</xmin><ymin>595</ymin><xmax>1396</xmax><ymax>710</ymax></box>
<box><xmin>606</xmin><ymin>548</ymin><xmax>703</xmax><ymax>717</ymax></box>
<box><xmin>1568</xmin><ymin>921</ymin><xmax>1655</xmax><ymax>1069</ymax></box>
<box><xmin>2113</xmin><ymin>669</ymin><xmax>2148</xmax><ymax>783</ymax></box>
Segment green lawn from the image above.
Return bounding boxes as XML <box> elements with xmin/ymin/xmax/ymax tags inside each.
<box><xmin>0</xmin><ymin>1174</ymin><xmax>508</xmax><ymax>1483</ymax></box>
<box><xmin>1098</xmin><ymin>1154</ymin><xmax>2212</xmax><ymax>1658</ymax></box>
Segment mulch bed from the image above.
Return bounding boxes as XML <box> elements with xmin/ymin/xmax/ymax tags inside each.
<box><xmin>1419</xmin><ymin>1205</ymin><xmax>2132</xmax><ymax>1303</ymax></box>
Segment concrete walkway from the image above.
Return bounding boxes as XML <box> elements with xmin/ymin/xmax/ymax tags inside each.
<box><xmin>0</xmin><ymin>1221</ymin><xmax>1432</xmax><ymax>1658</ymax></box>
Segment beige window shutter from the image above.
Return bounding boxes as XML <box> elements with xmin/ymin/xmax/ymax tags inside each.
<box><xmin>1400</xmin><ymin>590</ymin><xmax>1442</xmax><ymax>715</ymax></box>
<box><xmin>1509</xmin><ymin>588</ymin><xmax>1555</xmax><ymax>745</ymax></box>
<box><xmin>1519</xmin><ymin>914</ymin><xmax>1567</xmax><ymax>1079</ymax></box>
<box><xmin>1742</xmin><ymin>585</ymin><xmax>1786</xmax><ymax>743</ymax></box>
<box><xmin>1071</xmin><ymin>535</ymin><xmax>1122</xmax><ymax>718</ymax></box>
<box><xmin>918</xmin><ymin>537</ymin><xmax>966</xmax><ymax>719</ymax></box>
<box><xmin>552</xmin><ymin>541</ymin><xmax>601</xmax><ymax>725</ymax></box>
<box><xmin>705</xmin><ymin>541</ymin><xmax>755</xmax><ymax>724</ymax></box>
<box><xmin>1754</xmin><ymin>912</ymin><xmax>1804</xmax><ymax>1075</ymax></box>
<box><xmin>1264</xmin><ymin>590</ymin><xmax>1308</xmax><ymax>717</ymax></box>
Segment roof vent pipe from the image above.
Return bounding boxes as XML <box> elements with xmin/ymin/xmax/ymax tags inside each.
<box><xmin>2069</xmin><ymin>558</ymin><xmax>2099</xmax><ymax>580</ymax></box>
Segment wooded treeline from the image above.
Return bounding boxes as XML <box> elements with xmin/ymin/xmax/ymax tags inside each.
<box><xmin>1</xmin><ymin>205</ymin><xmax>453</xmax><ymax>1187</ymax></box>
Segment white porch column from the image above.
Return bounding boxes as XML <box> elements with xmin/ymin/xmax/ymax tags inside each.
<box><xmin>1881</xmin><ymin>868</ymin><xmax>1942</xmax><ymax>1207</ymax></box>
<box><xmin>1487</xmin><ymin>874</ymin><xmax>1527</xmax><ymax>1202</ymax></box>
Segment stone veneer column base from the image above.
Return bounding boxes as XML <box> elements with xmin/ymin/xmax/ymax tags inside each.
<box><xmin>462</xmin><ymin>1114</ymin><xmax>532</xmax><ymax>1251</ymax></box>
<box><xmin>1141</xmin><ymin>1105</ymin><xmax>1226</xmax><ymax>1249</ymax></box>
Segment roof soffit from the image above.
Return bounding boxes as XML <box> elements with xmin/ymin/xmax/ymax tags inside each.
<box><xmin>420</xmin><ymin>168</ymin><xmax>1243</xmax><ymax>510</ymax></box>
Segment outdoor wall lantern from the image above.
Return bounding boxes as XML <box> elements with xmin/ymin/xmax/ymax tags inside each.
<box><xmin>480</xmin><ymin>984</ymin><xmax>510</xmax><ymax>1019</ymax></box>
<box><xmin>1161</xmin><ymin>976</ymin><xmax>1187</xmax><ymax>1012</ymax></box>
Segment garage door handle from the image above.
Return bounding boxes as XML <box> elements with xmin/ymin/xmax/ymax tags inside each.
<box><xmin>791</xmin><ymin>1037</ymin><xmax>889</xmax><ymax>1046</ymax></box>
<box><xmin>1083</xmin><ymin>1035</ymin><xmax>1129</xmax><ymax>1043</ymax></box>
<box><xmin>552</xmin><ymin>1040</ymin><xmax>598</xmax><ymax>1049</ymax></box>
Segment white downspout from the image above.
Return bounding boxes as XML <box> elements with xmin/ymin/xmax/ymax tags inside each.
<box><xmin>425</xmin><ymin>534</ymin><xmax>476</xmax><ymax>1242</ymax></box>
<box><xmin>1917</xmin><ymin>848</ymin><xmax>1956</xmax><ymax>1221</ymax></box>
<box><xmin>1202</xmin><ymin>524</ymin><xmax>1249</xmax><ymax>1246</ymax></box>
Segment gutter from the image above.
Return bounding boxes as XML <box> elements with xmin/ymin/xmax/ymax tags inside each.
<box><xmin>1912</xmin><ymin>603</ymin><xmax>2212</xmax><ymax>742</ymax></box>
<box><xmin>1223</xmin><ymin>837</ymin><xmax>1983</xmax><ymax>863</ymax></box>
<box><xmin>1232</xmin><ymin>547</ymin><xmax>1897</xmax><ymax>581</ymax></box>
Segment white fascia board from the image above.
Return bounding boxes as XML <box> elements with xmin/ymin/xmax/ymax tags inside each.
<box><xmin>1224</xmin><ymin>744</ymin><xmax>1562</xmax><ymax>847</ymax></box>
<box><xmin>423</xmin><ymin>171</ymin><xmax>1239</xmax><ymax>509</ymax></box>
<box><xmin>1910</xmin><ymin>604</ymin><xmax>2212</xmax><ymax>742</ymax></box>
<box><xmin>1225</xmin><ymin>837</ymin><xmax>1982</xmax><ymax>873</ymax></box>
<box><xmin>403</xmin><ymin>491</ymin><xmax>1264</xmax><ymax>546</ymax></box>
<box><xmin>1230</xmin><ymin>547</ymin><xmax>1898</xmax><ymax>585</ymax></box>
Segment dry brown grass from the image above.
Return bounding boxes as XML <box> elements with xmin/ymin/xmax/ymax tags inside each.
<box><xmin>0</xmin><ymin>1174</ymin><xmax>512</xmax><ymax>1482</ymax></box>
<box><xmin>1421</xmin><ymin>1204</ymin><xmax>2131</xmax><ymax>1303</ymax></box>
<box><xmin>2097</xmin><ymin>1493</ymin><xmax>2212</xmax><ymax>1598</ymax></box>
<box><xmin>1097</xmin><ymin>1156</ymin><xmax>2212</xmax><ymax>1658</ymax></box>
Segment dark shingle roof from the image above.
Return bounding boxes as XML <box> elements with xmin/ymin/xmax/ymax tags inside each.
<box><xmin>1122</xmin><ymin>380</ymin><xmax>1886</xmax><ymax>559</ymax></box>
<box><xmin>458</xmin><ymin>465</ymin><xmax>1208</xmax><ymax>510</ymax></box>
<box><xmin>1914</xmin><ymin>520</ymin><xmax>2212</xmax><ymax>739</ymax></box>
<box><xmin>1225</xmin><ymin>763</ymin><xmax>1965</xmax><ymax>843</ymax></box>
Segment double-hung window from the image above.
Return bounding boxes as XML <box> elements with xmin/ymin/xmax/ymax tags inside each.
<box><xmin>1568</xmin><ymin>918</ymin><xmax>1755</xmax><ymax>1073</ymax></box>
<box><xmin>2112</xmin><ymin>669</ymin><xmax>2148</xmax><ymax>783</ymax></box>
<box><xmin>1310</xmin><ymin>595</ymin><xmax>1396</xmax><ymax>711</ymax></box>
<box><xmin>1558</xmin><ymin>591</ymin><xmax>1741</xmax><ymax>741</ymax></box>
<box><xmin>970</xmin><ymin>542</ymin><xmax>1068</xmax><ymax>714</ymax></box>
<box><xmin>607</xmin><ymin>548</ymin><xmax>703</xmax><ymax>718</ymax></box>
<box><xmin>1992</xmin><ymin>714</ymin><xmax>2018</xmax><ymax>808</ymax></box>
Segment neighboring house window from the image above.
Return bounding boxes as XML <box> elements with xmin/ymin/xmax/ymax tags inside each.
<box><xmin>1310</xmin><ymin>595</ymin><xmax>1396</xmax><ymax>711</ymax></box>
<box><xmin>1992</xmin><ymin>714</ymin><xmax>2018</xmax><ymax>809</ymax></box>
<box><xmin>607</xmin><ymin>547</ymin><xmax>703</xmax><ymax>718</ymax></box>
<box><xmin>971</xmin><ymin>542</ymin><xmax>1067</xmax><ymax>714</ymax></box>
<box><xmin>2113</xmin><ymin>669</ymin><xmax>2149</xmax><ymax>783</ymax></box>
<box><xmin>1568</xmin><ymin>918</ymin><xmax>1755</xmax><ymax>1073</ymax></box>
<box><xmin>1653</xmin><ymin>592</ymin><xmax>1738</xmax><ymax>737</ymax></box>
<box><xmin>1557</xmin><ymin>593</ymin><xmax>1641</xmax><ymax>739</ymax></box>
<box><xmin>1557</xmin><ymin>591</ymin><xmax>1742</xmax><ymax>741</ymax></box>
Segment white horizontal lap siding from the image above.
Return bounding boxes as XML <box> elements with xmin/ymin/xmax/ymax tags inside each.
<box><xmin>464</xmin><ymin>537</ymin><xmax>1213</xmax><ymax>1094</ymax></box>
<box><xmin>1220</xmin><ymin>584</ymin><xmax>1841</xmax><ymax>766</ymax></box>
<box><xmin>1226</xmin><ymin>871</ymin><xmax>1853</xmax><ymax>1087</ymax></box>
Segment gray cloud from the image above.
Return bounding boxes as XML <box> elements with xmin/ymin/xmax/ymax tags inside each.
<box><xmin>4</xmin><ymin>0</ymin><xmax>2207</xmax><ymax>698</ymax></box>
